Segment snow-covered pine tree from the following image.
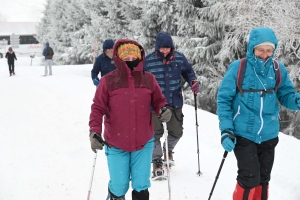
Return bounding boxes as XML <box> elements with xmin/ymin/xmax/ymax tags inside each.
<box><xmin>39</xmin><ymin>0</ymin><xmax>74</xmax><ymax>64</ymax></box>
<box><xmin>117</xmin><ymin>0</ymin><xmax>144</xmax><ymax>40</ymax></box>
<box><xmin>140</xmin><ymin>0</ymin><xmax>178</xmax><ymax>53</ymax></box>
<box><xmin>36</xmin><ymin>0</ymin><xmax>54</xmax><ymax>50</ymax></box>
<box><xmin>63</xmin><ymin>0</ymin><xmax>92</xmax><ymax>64</ymax></box>
<box><xmin>81</xmin><ymin>0</ymin><xmax>143</xmax><ymax>62</ymax></box>
<box><xmin>173</xmin><ymin>0</ymin><xmax>221</xmax><ymax>112</ymax></box>
<box><xmin>101</xmin><ymin>0</ymin><xmax>131</xmax><ymax>40</ymax></box>
<box><xmin>81</xmin><ymin>0</ymin><xmax>111</xmax><ymax>61</ymax></box>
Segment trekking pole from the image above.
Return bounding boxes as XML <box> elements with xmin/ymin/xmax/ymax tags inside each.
<box><xmin>87</xmin><ymin>151</ymin><xmax>98</xmax><ymax>200</ymax></box>
<box><xmin>164</xmin><ymin>125</ymin><xmax>172</xmax><ymax>200</ymax></box>
<box><xmin>208</xmin><ymin>133</ymin><xmax>235</xmax><ymax>200</ymax></box>
<box><xmin>194</xmin><ymin>93</ymin><xmax>202</xmax><ymax>176</ymax></box>
<box><xmin>208</xmin><ymin>151</ymin><xmax>228</xmax><ymax>200</ymax></box>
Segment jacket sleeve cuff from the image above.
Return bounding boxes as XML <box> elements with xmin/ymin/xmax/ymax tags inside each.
<box><xmin>219</xmin><ymin>119</ymin><xmax>233</xmax><ymax>133</ymax></box>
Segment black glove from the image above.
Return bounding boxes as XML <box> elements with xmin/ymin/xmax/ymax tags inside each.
<box><xmin>159</xmin><ymin>107</ymin><xmax>172</xmax><ymax>122</ymax></box>
<box><xmin>89</xmin><ymin>132</ymin><xmax>105</xmax><ymax>153</ymax></box>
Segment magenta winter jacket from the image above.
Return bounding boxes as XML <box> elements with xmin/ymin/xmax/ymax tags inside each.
<box><xmin>89</xmin><ymin>39</ymin><xmax>167</xmax><ymax>152</ymax></box>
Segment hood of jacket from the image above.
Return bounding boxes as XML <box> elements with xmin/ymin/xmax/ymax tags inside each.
<box><xmin>113</xmin><ymin>39</ymin><xmax>145</xmax><ymax>73</ymax></box>
<box><xmin>155</xmin><ymin>32</ymin><xmax>175</xmax><ymax>51</ymax></box>
<box><xmin>45</xmin><ymin>42</ymin><xmax>49</xmax><ymax>47</ymax></box>
<box><xmin>246</xmin><ymin>27</ymin><xmax>278</xmax><ymax>62</ymax></box>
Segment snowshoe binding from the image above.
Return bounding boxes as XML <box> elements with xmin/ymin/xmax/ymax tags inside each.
<box><xmin>151</xmin><ymin>158</ymin><xmax>167</xmax><ymax>181</ymax></box>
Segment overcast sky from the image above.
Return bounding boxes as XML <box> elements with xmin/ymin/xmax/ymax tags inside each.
<box><xmin>0</xmin><ymin>0</ymin><xmax>46</xmax><ymax>22</ymax></box>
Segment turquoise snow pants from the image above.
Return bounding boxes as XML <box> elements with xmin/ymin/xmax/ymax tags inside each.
<box><xmin>105</xmin><ymin>136</ymin><xmax>154</xmax><ymax>197</ymax></box>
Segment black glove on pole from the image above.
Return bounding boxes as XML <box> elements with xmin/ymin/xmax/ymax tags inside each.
<box><xmin>194</xmin><ymin>93</ymin><xmax>202</xmax><ymax>176</ymax></box>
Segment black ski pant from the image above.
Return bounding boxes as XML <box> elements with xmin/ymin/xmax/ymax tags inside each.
<box><xmin>8</xmin><ymin>62</ymin><xmax>15</xmax><ymax>74</ymax></box>
<box><xmin>233</xmin><ymin>136</ymin><xmax>279</xmax><ymax>188</ymax></box>
<box><xmin>108</xmin><ymin>189</ymin><xmax>149</xmax><ymax>200</ymax></box>
<box><xmin>132</xmin><ymin>189</ymin><xmax>149</xmax><ymax>200</ymax></box>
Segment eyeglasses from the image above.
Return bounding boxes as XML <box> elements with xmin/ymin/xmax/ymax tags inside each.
<box><xmin>255</xmin><ymin>48</ymin><xmax>274</xmax><ymax>55</ymax></box>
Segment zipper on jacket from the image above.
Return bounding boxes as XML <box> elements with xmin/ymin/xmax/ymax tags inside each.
<box><xmin>257</xmin><ymin>95</ymin><xmax>264</xmax><ymax>136</ymax></box>
<box><xmin>233</xmin><ymin>105</ymin><xmax>240</xmax><ymax>121</ymax></box>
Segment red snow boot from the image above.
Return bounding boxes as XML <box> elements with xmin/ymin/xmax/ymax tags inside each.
<box><xmin>252</xmin><ymin>183</ymin><xmax>268</xmax><ymax>200</ymax></box>
<box><xmin>233</xmin><ymin>182</ymin><xmax>255</xmax><ymax>200</ymax></box>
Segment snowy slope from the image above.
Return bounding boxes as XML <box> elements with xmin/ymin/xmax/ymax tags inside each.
<box><xmin>0</xmin><ymin>57</ymin><xmax>300</xmax><ymax>200</ymax></box>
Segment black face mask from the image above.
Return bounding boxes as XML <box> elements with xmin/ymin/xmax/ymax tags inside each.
<box><xmin>126</xmin><ymin>59</ymin><xmax>140</xmax><ymax>71</ymax></box>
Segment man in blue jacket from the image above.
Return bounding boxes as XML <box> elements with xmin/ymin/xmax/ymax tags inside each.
<box><xmin>91</xmin><ymin>39</ymin><xmax>116</xmax><ymax>86</ymax></box>
<box><xmin>217</xmin><ymin>27</ymin><xmax>300</xmax><ymax>200</ymax></box>
<box><xmin>144</xmin><ymin>32</ymin><xmax>199</xmax><ymax>178</ymax></box>
<box><xmin>42</xmin><ymin>42</ymin><xmax>54</xmax><ymax>76</ymax></box>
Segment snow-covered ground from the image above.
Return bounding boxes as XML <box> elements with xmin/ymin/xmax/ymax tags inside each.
<box><xmin>1</xmin><ymin>57</ymin><xmax>300</xmax><ymax>200</ymax></box>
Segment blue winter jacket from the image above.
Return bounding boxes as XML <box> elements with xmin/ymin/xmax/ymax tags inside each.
<box><xmin>217</xmin><ymin>27</ymin><xmax>300</xmax><ymax>144</ymax></box>
<box><xmin>144</xmin><ymin>32</ymin><xmax>197</xmax><ymax>108</ymax></box>
<box><xmin>91</xmin><ymin>39</ymin><xmax>116</xmax><ymax>80</ymax></box>
<box><xmin>91</xmin><ymin>53</ymin><xmax>116</xmax><ymax>79</ymax></box>
<box><xmin>42</xmin><ymin>42</ymin><xmax>54</xmax><ymax>60</ymax></box>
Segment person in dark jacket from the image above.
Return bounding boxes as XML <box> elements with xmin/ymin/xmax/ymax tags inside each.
<box><xmin>5</xmin><ymin>47</ymin><xmax>17</xmax><ymax>76</ymax></box>
<box><xmin>143</xmin><ymin>32</ymin><xmax>200</xmax><ymax>177</ymax></box>
<box><xmin>42</xmin><ymin>42</ymin><xmax>54</xmax><ymax>76</ymax></box>
<box><xmin>91</xmin><ymin>39</ymin><xmax>116</xmax><ymax>86</ymax></box>
<box><xmin>217</xmin><ymin>27</ymin><xmax>300</xmax><ymax>200</ymax></box>
<box><xmin>89</xmin><ymin>39</ymin><xmax>172</xmax><ymax>200</ymax></box>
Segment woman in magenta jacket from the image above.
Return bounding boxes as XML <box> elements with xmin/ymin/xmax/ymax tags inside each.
<box><xmin>89</xmin><ymin>39</ymin><xmax>172</xmax><ymax>200</ymax></box>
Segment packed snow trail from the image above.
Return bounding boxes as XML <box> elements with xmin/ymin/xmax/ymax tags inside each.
<box><xmin>0</xmin><ymin>57</ymin><xmax>300</xmax><ymax>200</ymax></box>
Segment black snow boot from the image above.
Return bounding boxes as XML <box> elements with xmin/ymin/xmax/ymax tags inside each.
<box><xmin>108</xmin><ymin>189</ymin><xmax>125</xmax><ymax>200</ymax></box>
<box><xmin>132</xmin><ymin>189</ymin><xmax>149</xmax><ymax>200</ymax></box>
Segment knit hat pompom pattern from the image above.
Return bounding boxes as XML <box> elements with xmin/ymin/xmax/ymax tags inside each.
<box><xmin>117</xmin><ymin>43</ymin><xmax>142</xmax><ymax>60</ymax></box>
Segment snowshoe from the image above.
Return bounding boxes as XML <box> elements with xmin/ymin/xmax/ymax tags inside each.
<box><xmin>151</xmin><ymin>158</ymin><xmax>167</xmax><ymax>181</ymax></box>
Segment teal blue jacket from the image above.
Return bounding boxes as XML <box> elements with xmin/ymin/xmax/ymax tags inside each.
<box><xmin>217</xmin><ymin>27</ymin><xmax>300</xmax><ymax>144</ymax></box>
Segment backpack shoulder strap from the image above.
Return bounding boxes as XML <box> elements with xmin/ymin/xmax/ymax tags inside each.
<box><xmin>236</xmin><ymin>58</ymin><xmax>248</xmax><ymax>97</ymax></box>
<box><xmin>273</xmin><ymin>60</ymin><xmax>282</xmax><ymax>93</ymax></box>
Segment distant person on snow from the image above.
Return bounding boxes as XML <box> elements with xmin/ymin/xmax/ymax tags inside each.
<box><xmin>5</xmin><ymin>47</ymin><xmax>17</xmax><ymax>76</ymax></box>
<box><xmin>143</xmin><ymin>32</ymin><xmax>199</xmax><ymax>178</ymax></box>
<box><xmin>91</xmin><ymin>39</ymin><xmax>116</xmax><ymax>86</ymax></box>
<box><xmin>89</xmin><ymin>39</ymin><xmax>172</xmax><ymax>200</ymax></box>
<box><xmin>217</xmin><ymin>27</ymin><xmax>300</xmax><ymax>200</ymax></box>
<box><xmin>42</xmin><ymin>42</ymin><xmax>54</xmax><ymax>76</ymax></box>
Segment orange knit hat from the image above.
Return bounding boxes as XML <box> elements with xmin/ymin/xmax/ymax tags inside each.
<box><xmin>117</xmin><ymin>43</ymin><xmax>142</xmax><ymax>60</ymax></box>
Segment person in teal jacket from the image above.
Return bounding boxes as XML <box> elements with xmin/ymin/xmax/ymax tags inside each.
<box><xmin>217</xmin><ymin>27</ymin><xmax>300</xmax><ymax>200</ymax></box>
